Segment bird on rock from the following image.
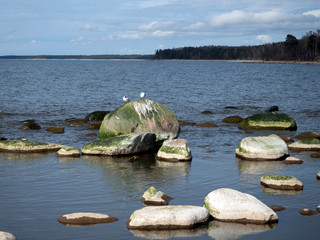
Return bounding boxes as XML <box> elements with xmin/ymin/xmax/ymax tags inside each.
<box><xmin>123</xmin><ymin>96</ymin><xmax>130</xmax><ymax>102</ymax></box>
<box><xmin>140</xmin><ymin>92</ymin><xmax>145</xmax><ymax>100</ymax></box>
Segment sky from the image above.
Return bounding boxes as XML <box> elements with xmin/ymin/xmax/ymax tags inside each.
<box><xmin>1</xmin><ymin>0</ymin><xmax>320</xmax><ymax>55</ymax></box>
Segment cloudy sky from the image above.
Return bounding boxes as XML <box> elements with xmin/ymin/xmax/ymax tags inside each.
<box><xmin>1</xmin><ymin>0</ymin><xmax>320</xmax><ymax>55</ymax></box>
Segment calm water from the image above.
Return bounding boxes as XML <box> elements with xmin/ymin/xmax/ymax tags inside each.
<box><xmin>0</xmin><ymin>59</ymin><xmax>320</xmax><ymax>240</ymax></box>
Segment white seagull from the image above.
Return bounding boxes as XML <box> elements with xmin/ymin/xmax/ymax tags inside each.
<box><xmin>123</xmin><ymin>96</ymin><xmax>130</xmax><ymax>102</ymax></box>
<box><xmin>140</xmin><ymin>92</ymin><xmax>145</xmax><ymax>100</ymax></box>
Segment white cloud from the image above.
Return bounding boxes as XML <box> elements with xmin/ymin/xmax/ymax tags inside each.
<box><xmin>184</xmin><ymin>22</ymin><xmax>205</xmax><ymax>30</ymax></box>
<box><xmin>30</xmin><ymin>40</ymin><xmax>37</xmax><ymax>44</ymax></box>
<box><xmin>81</xmin><ymin>24</ymin><xmax>95</xmax><ymax>31</ymax></box>
<box><xmin>303</xmin><ymin>9</ymin><xmax>320</xmax><ymax>18</ymax></box>
<box><xmin>139</xmin><ymin>21</ymin><xmax>159</xmax><ymax>31</ymax></box>
<box><xmin>256</xmin><ymin>34</ymin><xmax>272</xmax><ymax>43</ymax></box>
<box><xmin>153</xmin><ymin>30</ymin><xmax>174</xmax><ymax>37</ymax></box>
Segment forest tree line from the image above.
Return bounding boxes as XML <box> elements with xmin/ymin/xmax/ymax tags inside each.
<box><xmin>154</xmin><ymin>30</ymin><xmax>320</xmax><ymax>61</ymax></box>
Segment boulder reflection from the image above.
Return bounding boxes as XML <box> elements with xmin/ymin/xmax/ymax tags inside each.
<box><xmin>235</xmin><ymin>157</ymin><xmax>283</xmax><ymax>175</ymax></box>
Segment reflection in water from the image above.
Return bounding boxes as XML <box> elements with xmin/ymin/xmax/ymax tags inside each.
<box><xmin>81</xmin><ymin>154</ymin><xmax>191</xmax><ymax>197</ymax></box>
<box><xmin>129</xmin><ymin>226</ymin><xmax>207</xmax><ymax>239</ymax></box>
<box><xmin>235</xmin><ymin>157</ymin><xmax>283</xmax><ymax>175</ymax></box>
<box><xmin>0</xmin><ymin>152</ymin><xmax>52</xmax><ymax>162</ymax></box>
<box><xmin>207</xmin><ymin>220</ymin><xmax>277</xmax><ymax>240</ymax></box>
<box><xmin>261</xmin><ymin>185</ymin><xmax>303</xmax><ymax>196</ymax></box>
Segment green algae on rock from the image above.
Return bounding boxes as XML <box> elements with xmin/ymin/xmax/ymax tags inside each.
<box><xmin>57</xmin><ymin>147</ymin><xmax>81</xmax><ymax>157</ymax></box>
<box><xmin>99</xmin><ymin>99</ymin><xmax>179</xmax><ymax>141</ymax></box>
<box><xmin>157</xmin><ymin>138</ymin><xmax>192</xmax><ymax>161</ymax></box>
<box><xmin>81</xmin><ymin>133</ymin><xmax>156</xmax><ymax>156</ymax></box>
<box><xmin>260</xmin><ymin>175</ymin><xmax>303</xmax><ymax>190</ymax></box>
<box><xmin>238</xmin><ymin>112</ymin><xmax>297</xmax><ymax>130</ymax></box>
<box><xmin>141</xmin><ymin>186</ymin><xmax>173</xmax><ymax>205</ymax></box>
<box><xmin>236</xmin><ymin>134</ymin><xmax>289</xmax><ymax>161</ymax></box>
<box><xmin>0</xmin><ymin>140</ymin><xmax>66</xmax><ymax>153</ymax></box>
<box><xmin>288</xmin><ymin>138</ymin><xmax>320</xmax><ymax>151</ymax></box>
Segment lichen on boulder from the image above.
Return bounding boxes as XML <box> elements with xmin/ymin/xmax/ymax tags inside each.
<box><xmin>157</xmin><ymin>138</ymin><xmax>192</xmax><ymax>161</ymax></box>
<box><xmin>238</xmin><ymin>112</ymin><xmax>297</xmax><ymax>130</ymax></box>
<box><xmin>81</xmin><ymin>133</ymin><xmax>156</xmax><ymax>156</ymax></box>
<box><xmin>236</xmin><ymin>134</ymin><xmax>289</xmax><ymax>161</ymax></box>
<box><xmin>288</xmin><ymin>138</ymin><xmax>320</xmax><ymax>151</ymax></box>
<box><xmin>99</xmin><ymin>99</ymin><xmax>179</xmax><ymax>141</ymax></box>
<box><xmin>260</xmin><ymin>175</ymin><xmax>303</xmax><ymax>190</ymax></box>
<box><xmin>0</xmin><ymin>140</ymin><xmax>66</xmax><ymax>153</ymax></box>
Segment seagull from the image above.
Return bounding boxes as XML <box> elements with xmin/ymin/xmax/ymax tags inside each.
<box><xmin>140</xmin><ymin>92</ymin><xmax>145</xmax><ymax>100</ymax></box>
<box><xmin>123</xmin><ymin>96</ymin><xmax>130</xmax><ymax>102</ymax></box>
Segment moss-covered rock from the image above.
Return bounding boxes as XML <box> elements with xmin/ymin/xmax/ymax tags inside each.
<box><xmin>157</xmin><ymin>138</ymin><xmax>192</xmax><ymax>161</ymax></box>
<box><xmin>57</xmin><ymin>147</ymin><xmax>81</xmax><ymax>157</ymax></box>
<box><xmin>99</xmin><ymin>99</ymin><xmax>179</xmax><ymax>141</ymax></box>
<box><xmin>288</xmin><ymin>138</ymin><xmax>320</xmax><ymax>151</ymax></box>
<box><xmin>81</xmin><ymin>133</ymin><xmax>156</xmax><ymax>156</ymax></box>
<box><xmin>238</xmin><ymin>112</ymin><xmax>297</xmax><ymax>130</ymax></box>
<box><xmin>0</xmin><ymin>140</ymin><xmax>66</xmax><ymax>153</ymax></box>
<box><xmin>260</xmin><ymin>175</ymin><xmax>303</xmax><ymax>190</ymax></box>
<box><xmin>236</xmin><ymin>134</ymin><xmax>289</xmax><ymax>161</ymax></box>
<box><xmin>141</xmin><ymin>186</ymin><xmax>173</xmax><ymax>205</ymax></box>
<box><xmin>85</xmin><ymin>111</ymin><xmax>110</xmax><ymax>121</ymax></box>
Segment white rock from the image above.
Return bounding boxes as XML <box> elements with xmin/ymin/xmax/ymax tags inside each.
<box><xmin>260</xmin><ymin>175</ymin><xmax>303</xmax><ymax>190</ymax></box>
<box><xmin>127</xmin><ymin>205</ymin><xmax>209</xmax><ymax>230</ymax></box>
<box><xmin>0</xmin><ymin>232</ymin><xmax>16</xmax><ymax>240</ymax></box>
<box><xmin>58</xmin><ymin>212</ymin><xmax>118</xmax><ymax>225</ymax></box>
<box><xmin>236</xmin><ymin>134</ymin><xmax>288</xmax><ymax>160</ymax></box>
<box><xmin>57</xmin><ymin>147</ymin><xmax>80</xmax><ymax>157</ymax></box>
<box><xmin>283</xmin><ymin>156</ymin><xmax>303</xmax><ymax>164</ymax></box>
<box><xmin>142</xmin><ymin>186</ymin><xmax>172</xmax><ymax>205</ymax></box>
<box><xmin>157</xmin><ymin>138</ymin><xmax>192</xmax><ymax>161</ymax></box>
<box><xmin>204</xmin><ymin>188</ymin><xmax>278</xmax><ymax>224</ymax></box>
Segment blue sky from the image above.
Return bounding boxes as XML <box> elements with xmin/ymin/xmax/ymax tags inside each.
<box><xmin>1</xmin><ymin>0</ymin><xmax>320</xmax><ymax>55</ymax></box>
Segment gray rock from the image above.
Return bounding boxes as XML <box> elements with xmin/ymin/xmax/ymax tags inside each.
<box><xmin>58</xmin><ymin>212</ymin><xmax>118</xmax><ymax>225</ymax></box>
<box><xmin>204</xmin><ymin>188</ymin><xmax>278</xmax><ymax>224</ymax></box>
<box><xmin>283</xmin><ymin>156</ymin><xmax>303</xmax><ymax>164</ymax></box>
<box><xmin>0</xmin><ymin>232</ymin><xmax>16</xmax><ymax>240</ymax></box>
<box><xmin>157</xmin><ymin>139</ymin><xmax>192</xmax><ymax>161</ymax></box>
<box><xmin>0</xmin><ymin>140</ymin><xmax>67</xmax><ymax>153</ymax></box>
<box><xmin>81</xmin><ymin>133</ymin><xmax>156</xmax><ymax>156</ymax></box>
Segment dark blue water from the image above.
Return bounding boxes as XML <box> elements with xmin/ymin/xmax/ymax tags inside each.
<box><xmin>0</xmin><ymin>60</ymin><xmax>320</xmax><ymax>240</ymax></box>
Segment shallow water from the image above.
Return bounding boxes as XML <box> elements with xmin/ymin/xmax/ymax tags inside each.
<box><xmin>0</xmin><ymin>59</ymin><xmax>320</xmax><ymax>240</ymax></box>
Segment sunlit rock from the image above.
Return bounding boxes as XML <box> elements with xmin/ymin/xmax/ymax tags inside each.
<box><xmin>0</xmin><ymin>140</ymin><xmax>66</xmax><ymax>153</ymax></box>
<box><xmin>260</xmin><ymin>175</ymin><xmax>303</xmax><ymax>191</ymax></box>
<box><xmin>58</xmin><ymin>212</ymin><xmax>118</xmax><ymax>225</ymax></box>
<box><xmin>204</xmin><ymin>188</ymin><xmax>278</xmax><ymax>224</ymax></box>
<box><xmin>288</xmin><ymin>138</ymin><xmax>320</xmax><ymax>151</ymax></box>
<box><xmin>238</xmin><ymin>112</ymin><xmax>297</xmax><ymax>130</ymax></box>
<box><xmin>0</xmin><ymin>231</ymin><xmax>16</xmax><ymax>240</ymax></box>
<box><xmin>127</xmin><ymin>205</ymin><xmax>209</xmax><ymax>230</ymax></box>
<box><xmin>99</xmin><ymin>99</ymin><xmax>179</xmax><ymax>141</ymax></box>
<box><xmin>157</xmin><ymin>139</ymin><xmax>192</xmax><ymax>161</ymax></box>
<box><xmin>235</xmin><ymin>134</ymin><xmax>289</xmax><ymax>160</ymax></box>
<box><xmin>142</xmin><ymin>186</ymin><xmax>173</xmax><ymax>205</ymax></box>
<box><xmin>81</xmin><ymin>133</ymin><xmax>156</xmax><ymax>156</ymax></box>
<box><xmin>283</xmin><ymin>156</ymin><xmax>303</xmax><ymax>164</ymax></box>
<box><xmin>56</xmin><ymin>147</ymin><xmax>80</xmax><ymax>157</ymax></box>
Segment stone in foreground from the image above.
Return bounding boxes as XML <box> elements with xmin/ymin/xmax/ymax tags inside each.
<box><xmin>260</xmin><ymin>175</ymin><xmax>303</xmax><ymax>191</ymax></box>
<box><xmin>127</xmin><ymin>205</ymin><xmax>209</xmax><ymax>230</ymax></box>
<box><xmin>288</xmin><ymin>138</ymin><xmax>320</xmax><ymax>151</ymax></box>
<box><xmin>141</xmin><ymin>186</ymin><xmax>173</xmax><ymax>205</ymax></box>
<box><xmin>57</xmin><ymin>147</ymin><xmax>81</xmax><ymax>157</ymax></box>
<box><xmin>0</xmin><ymin>140</ymin><xmax>66</xmax><ymax>153</ymax></box>
<box><xmin>0</xmin><ymin>232</ymin><xmax>16</xmax><ymax>240</ymax></box>
<box><xmin>204</xmin><ymin>188</ymin><xmax>278</xmax><ymax>224</ymax></box>
<box><xmin>81</xmin><ymin>133</ymin><xmax>156</xmax><ymax>156</ymax></box>
<box><xmin>283</xmin><ymin>156</ymin><xmax>303</xmax><ymax>164</ymax></box>
<box><xmin>99</xmin><ymin>99</ymin><xmax>179</xmax><ymax>141</ymax></box>
<box><xmin>157</xmin><ymin>138</ymin><xmax>192</xmax><ymax>161</ymax></box>
<box><xmin>236</xmin><ymin>134</ymin><xmax>289</xmax><ymax>161</ymax></box>
<box><xmin>238</xmin><ymin>112</ymin><xmax>297</xmax><ymax>130</ymax></box>
<box><xmin>58</xmin><ymin>212</ymin><xmax>118</xmax><ymax>225</ymax></box>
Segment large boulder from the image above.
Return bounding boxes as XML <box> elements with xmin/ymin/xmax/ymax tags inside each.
<box><xmin>260</xmin><ymin>175</ymin><xmax>303</xmax><ymax>190</ymax></box>
<box><xmin>99</xmin><ymin>99</ymin><xmax>179</xmax><ymax>141</ymax></box>
<box><xmin>235</xmin><ymin>134</ymin><xmax>289</xmax><ymax>160</ymax></box>
<box><xmin>0</xmin><ymin>232</ymin><xmax>16</xmax><ymax>240</ymax></box>
<box><xmin>238</xmin><ymin>112</ymin><xmax>297</xmax><ymax>130</ymax></box>
<box><xmin>81</xmin><ymin>133</ymin><xmax>156</xmax><ymax>156</ymax></box>
<box><xmin>288</xmin><ymin>138</ymin><xmax>320</xmax><ymax>151</ymax></box>
<box><xmin>58</xmin><ymin>212</ymin><xmax>118</xmax><ymax>225</ymax></box>
<box><xmin>127</xmin><ymin>205</ymin><xmax>209</xmax><ymax>230</ymax></box>
<box><xmin>204</xmin><ymin>188</ymin><xmax>278</xmax><ymax>224</ymax></box>
<box><xmin>0</xmin><ymin>140</ymin><xmax>66</xmax><ymax>153</ymax></box>
<box><xmin>156</xmin><ymin>138</ymin><xmax>192</xmax><ymax>161</ymax></box>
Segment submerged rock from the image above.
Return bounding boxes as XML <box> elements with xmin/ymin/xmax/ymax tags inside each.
<box><xmin>81</xmin><ymin>133</ymin><xmax>156</xmax><ymax>156</ymax></box>
<box><xmin>235</xmin><ymin>134</ymin><xmax>289</xmax><ymax>161</ymax></box>
<box><xmin>294</xmin><ymin>131</ymin><xmax>320</xmax><ymax>140</ymax></box>
<box><xmin>0</xmin><ymin>140</ymin><xmax>66</xmax><ymax>153</ymax></box>
<box><xmin>298</xmin><ymin>209</ymin><xmax>317</xmax><ymax>216</ymax></box>
<box><xmin>57</xmin><ymin>147</ymin><xmax>81</xmax><ymax>157</ymax></box>
<box><xmin>127</xmin><ymin>205</ymin><xmax>209</xmax><ymax>230</ymax></box>
<box><xmin>260</xmin><ymin>175</ymin><xmax>303</xmax><ymax>191</ymax></box>
<box><xmin>280</xmin><ymin>136</ymin><xmax>294</xmax><ymax>143</ymax></box>
<box><xmin>58</xmin><ymin>212</ymin><xmax>118</xmax><ymax>225</ymax></box>
<box><xmin>0</xmin><ymin>232</ymin><xmax>16</xmax><ymax>240</ymax></box>
<box><xmin>222</xmin><ymin>116</ymin><xmax>243</xmax><ymax>123</ymax></box>
<box><xmin>204</xmin><ymin>188</ymin><xmax>278</xmax><ymax>224</ymax></box>
<box><xmin>269</xmin><ymin>205</ymin><xmax>286</xmax><ymax>212</ymax></box>
<box><xmin>46</xmin><ymin>127</ymin><xmax>65</xmax><ymax>134</ymax></box>
<box><xmin>288</xmin><ymin>138</ymin><xmax>320</xmax><ymax>151</ymax></box>
<box><xmin>85</xmin><ymin>111</ymin><xmax>110</xmax><ymax>121</ymax></box>
<box><xmin>99</xmin><ymin>99</ymin><xmax>179</xmax><ymax>141</ymax></box>
<box><xmin>19</xmin><ymin>119</ymin><xmax>41</xmax><ymax>130</ymax></box>
<box><xmin>311</xmin><ymin>152</ymin><xmax>320</xmax><ymax>158</ymax></box>
<box><xmin>156</xmin><ymin>138</ymin><xmax>192</xmax><ymax>161</ymax></box>
<box><xmin>196</xmin><ymin>122</ymin><xmax>217</xmax><ymax>127</ymax></box>
<box><xmin>238</xmin><ymin>112</ymin><xmax>297</xmax><ymax>130</ymax></box>
<box><xmin>141</xmin><ymin>186</ymin><xmax>173</xmax><ymax>205</ymax></box>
